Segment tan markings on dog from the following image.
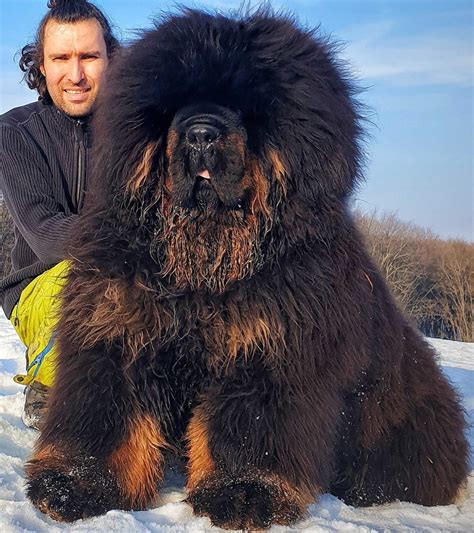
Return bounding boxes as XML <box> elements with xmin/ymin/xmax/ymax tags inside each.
<box><xmin>108</xmin><ymin>414</ymin><xmax>166</xmax><ymax>509</ymax></box>
<box><xmin>159</xmin><ymin>207</ymin><xmax>262</xmax><ymax>293</ymax></box>
<box><xmin>25</xmin><ymin>444</ymin><xmax>77</xmax><ymax>521</ymax></box>
<box><xmin>362</xmin><ymin>271</ymin><xmax>374</xmax><ymax>293</ymax></box>
<box><xmin>128</xmin><ymin>142</ymin><xmax>158</xmax><ymax>193</ymax></box>
<box><xmin>36</xmin><ymin>503</ymin><xmax>66</xmax><ymax>522</ymax></box>
<box><xmin>59</xmin><ymin>273</ymin><xmax>171</xmax><ymax>358</ymax></box>
<box><xmin>186</xmin><ymin>409</ymin><xmax>216</xmax><ymax>491</ymax></box>
<box><xmin>242</xmin><ymin>156</ymin><xmax>271</xmax><ymax>219</ymax></box>
<box><xmin>25</xmin><ymin>443</ymin><xmax>66</xmax><ymax>479</ymax></box>
<box><xmin>258</xmin><ymin>471</ymin><xmax>315</xmax><ymax>525</ymax></box>
<box><xmin>198</xmin><ymin>296</ymin><xmax>286</xmax><ymax>369</ymax></box>
<box><xmin>454</xmin><ymin>481</ymin><xmax>469</xmax><ymax>505</ymax></box>
<box><xmin>164</xmin><ymin>128</ymin><xmax>181</xmax><ymax>193</ymax></box>
<box><xmin>166</xmin><ymin>128</ymin><xmax>179</xmax><ymax>161</ymax></box>
<box><xmin>226</xmin><ymin>313</ymin><xmax>284</xmax><ymax>362</ymax></box>
<box><xmin>77</xmin><ymin>277</ymin><xmax>129</xmax><ymax>345</ymax></box>
<box><xmin>267</xmin><ymin>148</ymin><xmax>288</xmax><ymax>195</ymax></box>
<box><xmin>190</xmin><ymin>468</ymin><xmax>315</xmax><ymax>528</ymax></box>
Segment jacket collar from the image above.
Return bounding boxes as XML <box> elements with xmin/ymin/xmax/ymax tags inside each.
<box><xmin>43</xmin><ymin>100</ymin><xmax>92</xmax><ymax>135</ymax></box>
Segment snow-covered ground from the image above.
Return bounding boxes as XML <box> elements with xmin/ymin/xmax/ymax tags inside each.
<box><xmin>0</xmin><ymin>312</ymin><xmax>472</xmax><ymax>532</ymax></box>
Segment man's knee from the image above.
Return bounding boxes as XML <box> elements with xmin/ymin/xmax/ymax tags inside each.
<box><xmin>11</xmin><ymin>260</ymin><xmax>70</xmax><ymax>388</ymax></box>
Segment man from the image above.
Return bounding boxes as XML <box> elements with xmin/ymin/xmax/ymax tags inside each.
<box><xmin>0</xmin><ymin>0</ymin><xmax>119</xmax><ymax>429</ymax></box>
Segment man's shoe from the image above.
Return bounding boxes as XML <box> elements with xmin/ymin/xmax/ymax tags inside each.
<box><xmin>22</xmin><ymin>382</ymin><xmax>49</xmax><ymax>430</ymax></box>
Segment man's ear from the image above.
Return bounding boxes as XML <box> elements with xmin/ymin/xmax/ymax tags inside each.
<box><xmin>40</xmin><ymin>64</ymin><xmax>45</xmax><ymax>76</ymax></box>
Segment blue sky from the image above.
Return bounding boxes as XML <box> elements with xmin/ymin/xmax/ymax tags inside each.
<box><xmin>0</xmin><ymin>0</ymin><xmax>472</xmax><ymax>240</ymax></box>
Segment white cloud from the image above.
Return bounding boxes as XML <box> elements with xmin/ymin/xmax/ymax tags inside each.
<box><xmin>339</xmin><ymin>22</ymin><xmax>473</xmax><ymax>87</ymax></box>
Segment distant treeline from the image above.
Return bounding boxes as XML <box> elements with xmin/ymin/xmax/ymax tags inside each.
<box><xmin>0</xmin><ymin>197</ymin><xmax>471</xmax><ymax>341</ymax></box>
<box><xmin>0</xmin><ymin>196</ymin><xmax>14</xmax><ymax>283</ymax></box>
<box><xmin>355</xmin><ymin>210</ymin><xmax>472</xmax><ymax>342</ymax></box>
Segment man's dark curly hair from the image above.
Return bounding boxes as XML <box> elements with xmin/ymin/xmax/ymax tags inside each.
<box><xmin>19</xmin><ymin>0</ymin><xmax>120</xmax><ymax>103</ymax></box>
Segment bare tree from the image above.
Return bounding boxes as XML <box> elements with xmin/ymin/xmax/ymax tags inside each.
<box><xmin>0</xmin><ymin>195</ymin><xmax>14</xmax><ymax>279</ymax></box>
<box><xmin>435</xmin><ymin>240</ymin><xmax>473</xmax><ymax>341</ymax></box>
<box><xmin>354</xmin><ymin>209</ymin><xmax>473</xmax><ymax>342</ymax></box>
<box><xmin>354</xmin><ymin>209</ymin><xmax>434</xmax><ymax>319</ymax></box>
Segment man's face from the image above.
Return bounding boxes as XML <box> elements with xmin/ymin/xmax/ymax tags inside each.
<box><xmin>40</xmin><ymin>19</ymin><xmax>109</xmax><ymax>117</ymax></box>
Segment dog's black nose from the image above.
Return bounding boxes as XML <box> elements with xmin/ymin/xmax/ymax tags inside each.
<box><xmin>187</xmin><ymin>123</ymin><xmax>220</xmax><ymax>146</ymax></box>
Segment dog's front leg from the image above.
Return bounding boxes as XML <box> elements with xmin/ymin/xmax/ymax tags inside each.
<box><xmin>186</xmin><ymin>372</ymin><xmax>339</xmax><ymax>529</ymax></box>
<box><xmin>25</xmin><ymin>341</ymin><xmax>166</xmax><ymax>522</ymax></box>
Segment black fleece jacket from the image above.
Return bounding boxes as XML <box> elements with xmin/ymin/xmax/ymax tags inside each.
<box><xmin>0</xmin><ymin>100</ymin><xmax>91</xmax><ymax>318</ymax></box>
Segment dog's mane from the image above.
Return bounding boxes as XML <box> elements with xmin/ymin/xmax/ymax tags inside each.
<box><xmin>70</xmin><ymin>8</ymin><xmax>366</xmax><ymax>282</ymax></box>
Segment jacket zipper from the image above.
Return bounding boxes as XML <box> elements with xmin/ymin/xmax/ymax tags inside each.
<box><xmin>75</xmin><ymin>121</ymin><xmax>86</xmax><ymax>211</ymax></box>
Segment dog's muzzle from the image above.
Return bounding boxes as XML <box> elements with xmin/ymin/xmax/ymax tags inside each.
<box><xmin>169</xmin><ymin>104</ymin><xmax>247</xmax><ymax>210</ymax></box>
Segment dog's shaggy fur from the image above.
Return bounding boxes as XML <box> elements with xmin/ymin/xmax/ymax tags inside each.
<box><xmin>25</xmin><ymin>8</ymin><xmax>469</xmax><ymax>528</ymax></box>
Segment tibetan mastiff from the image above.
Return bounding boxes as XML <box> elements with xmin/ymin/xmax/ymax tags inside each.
<box><xmin>25</xmin><ymin>8</ymin><xmax>468</xmax><ymax>529</ymax></box>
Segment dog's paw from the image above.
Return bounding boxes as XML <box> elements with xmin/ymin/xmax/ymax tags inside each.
<box><xmin>26</xmin><ymin>458</ymin><xmax>119</xmax><ymax>522</ymax></box>
<box><xmin>188</xmin><ymin>475</ymin><xmax>305</xmax><ymax>530</ymax></box>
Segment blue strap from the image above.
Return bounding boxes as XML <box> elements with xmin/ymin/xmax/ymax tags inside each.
<box><xmin>27</xmin><ymin>335</ymin><xmax>55</xmax><ymax>378</ymax></box>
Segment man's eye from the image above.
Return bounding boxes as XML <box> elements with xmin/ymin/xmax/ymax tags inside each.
<box><xmin>83</xmin><ymin>55</ymin><xmax>99</xmax><ymax>60</ymax></box>
<box><xmin>53</xmin><ymin>57</ymin><xmax>68</xmax><ymax>61</ymax></box>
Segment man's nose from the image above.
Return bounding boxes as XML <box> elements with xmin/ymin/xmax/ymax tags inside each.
<box><xmin>67</xmin><ymin>59</ymin><xmax>85</xmax><ymax>84</ymax></box>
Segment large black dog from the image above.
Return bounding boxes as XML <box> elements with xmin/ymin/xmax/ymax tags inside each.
<box><xmin>26</xmin><ymin>8</ymin><xmax>468</xmax><ymax>529</ymax></box>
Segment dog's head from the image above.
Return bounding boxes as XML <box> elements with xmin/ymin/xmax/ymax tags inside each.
<box><xmin>87</xmin><ymin>8</ymin><xmax>365</xmax><ymax>292</ymax></box>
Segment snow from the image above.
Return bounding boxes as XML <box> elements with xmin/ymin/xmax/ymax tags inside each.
<box><xmin>0</xmin><ymin>311</ymin><xmax>472</xmax><ymax>532</ymax></box>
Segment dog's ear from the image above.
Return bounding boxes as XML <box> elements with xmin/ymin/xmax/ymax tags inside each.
<box><xmin>241</xmin><ymin>15</ymin><xmax>366</xmax><ymax>201</ymax></box>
